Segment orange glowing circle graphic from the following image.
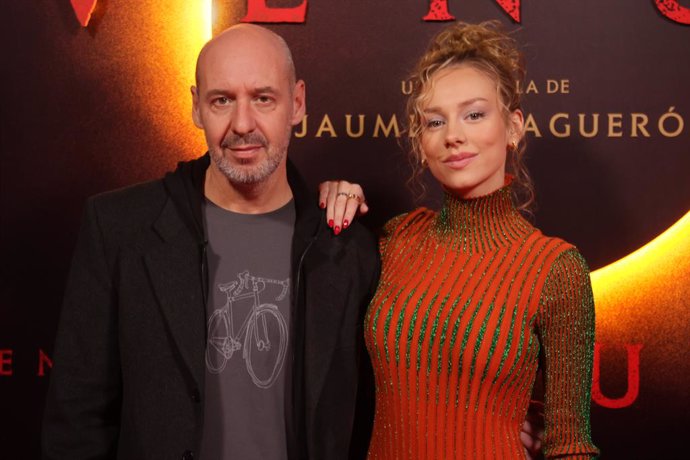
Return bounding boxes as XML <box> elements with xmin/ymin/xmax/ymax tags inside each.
<box><xmin>591</xmin><ymin>210</ymin><xmax>690</xmax><ymax>338</ymax></box>
<box><xmin>591</xmin><ymin>210</ymin><xmax>690</xmax><ymax>313</ymax></box>
<box><xmin>68</xmin><ymin>0</ymin><xmax>214</xmax><ymax>168</ymax></box>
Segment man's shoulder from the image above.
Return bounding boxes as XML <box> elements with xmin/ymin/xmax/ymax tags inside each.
<box><xmin>86</xmin><ymin>155</ymin><xmax>206</xmax><ymax>218</ymax></box>
<box><xmin>81</xmin><ymin>178</ymin><xmax>183</xmax><ymax>248</ymax></box>
<box><xmin>87</xmin><ymin>178</ymin><xmax>168</xmax><ymax>223</ymax></box>
<box><xmin>320</xmin><ymin>220</ymin><xmax>378</xmax><ymax>256</ymax></box>
<box><xmin>70</xmin><ymin>178</ymin><xmax>178</xmax><ymax>261</ymax></box>
<box><xmin>306</xmin><ymin>220</ymin><xmax>380</xmax><ymax>301</ymax></box>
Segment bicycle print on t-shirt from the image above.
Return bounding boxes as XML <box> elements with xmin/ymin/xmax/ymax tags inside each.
<box><xmin>205</xmin><ymin>270</ymin><xmax>289</xmax><ymax>389</ymax></box>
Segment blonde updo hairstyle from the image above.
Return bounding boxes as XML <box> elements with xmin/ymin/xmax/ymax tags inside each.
<box><xmin>406</xmin><ymin>21</ymin><xmax>534</xmax><ymax>212</ymax></box>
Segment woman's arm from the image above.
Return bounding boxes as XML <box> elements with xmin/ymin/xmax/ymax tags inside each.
<box><xmin>536</xmin><ymin>248</ymin><xmax>599</xmax><ymax>459</ymax></box>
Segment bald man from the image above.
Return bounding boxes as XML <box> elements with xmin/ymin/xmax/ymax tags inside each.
<box><xmin>42</xmin><ymin>24</ymin><xmax>379</xmax><ymax>460</ymax></box>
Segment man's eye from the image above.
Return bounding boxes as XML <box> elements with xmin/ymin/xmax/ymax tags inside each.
<box><xmin>255</xmin><ymin>95</ymin><xmax>274</xmax><ymax>105</ymax></box>
<box><xmin>213</xmin><ymin>97</ymin><xmax>230</xmax><ymax>106</ymax></box>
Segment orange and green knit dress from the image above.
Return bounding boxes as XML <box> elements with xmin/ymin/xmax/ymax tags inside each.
<box><xmin>365</xmin><ymin>184</ymin><xmax>599</xmax><ymax>459</ymax></box>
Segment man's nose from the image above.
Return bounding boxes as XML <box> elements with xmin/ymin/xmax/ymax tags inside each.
<box><xmin>230</xmin><ymin>99</ymin><xmax>256</xmax><ymax>135</ymax></box>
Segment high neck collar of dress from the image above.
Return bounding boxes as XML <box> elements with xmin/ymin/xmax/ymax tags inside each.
<box><xmin>433</xmin><ymin>179</ymin><xmax>533</xmax><ymax>252</ymax></box>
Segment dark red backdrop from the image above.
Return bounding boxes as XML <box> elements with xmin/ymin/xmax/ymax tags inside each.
<box><xmin>1</xmin><ymin>1</ymin><xmax>689</xmax><ymax>458</ymax></box>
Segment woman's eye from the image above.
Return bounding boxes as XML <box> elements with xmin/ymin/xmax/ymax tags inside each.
<box><xmin>467</xmin><ymin>111</ymin><xmax>485</xmax><ymax>121</ymax></box>
<box><xmin>426</xmin><ymin>119</ymin><xmax>444</xmax><ymax>129</ymax></box>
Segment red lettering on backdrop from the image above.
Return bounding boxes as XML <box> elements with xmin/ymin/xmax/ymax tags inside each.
<box><xmin>495</xmin><ymin>1</ymin><xmax>521</xmax><ymax>22</ymax></box>
<box><xmin>0</xmin><ymin>349</ymin><xmax>13</xmax><ymax>376</ymax></box>
<box><xmin>654</xmin><ymin>0</ymin><xmax>690</xmax><ymax>24</ymax></box>
<box><xmin>70</xmin><ymin>0</ymin><xmax>98</xmax><ymax>27</ymax></box>
<box><xmin>241</xmin><ymin>0</ymin><xmax>308</xmax><ymax>23</ymax></box>
<box><xmin>423</xmin><ymin>1</ymin><xmax>522</xmax><ymax>22</ymax></box>
<box><xmin>423</xmin><ymin>0</ymin><xmax>455</xmax><ymax>21</ymax></box>
<box><xmin>37</xmin><ymin>349</ymin><xmax>53</xmax><ymax>377</ymax></box>
<box><xmin>592</xmin><ymin>343</ymin><xmax>643</xmax><ymax>409</ymax></box>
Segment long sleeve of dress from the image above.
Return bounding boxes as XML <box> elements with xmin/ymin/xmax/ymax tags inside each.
<box><xmin>537</xmin><ymin>248</ymin><xmax>599</xmax><ymax>459</ymax></box>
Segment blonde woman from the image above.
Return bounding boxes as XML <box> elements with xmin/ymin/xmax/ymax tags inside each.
<box><xmin>322</xmin><ymin>22</ymin><xmax>598</xmax><ymax>459</ymax></box>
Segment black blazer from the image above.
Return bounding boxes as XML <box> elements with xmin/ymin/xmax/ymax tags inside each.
<box><xmin>42</xmin><ymin>155</ymin><xmax>380</xmax><ymax>460</ymax></box>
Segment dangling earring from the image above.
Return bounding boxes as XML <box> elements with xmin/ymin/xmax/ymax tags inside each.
<box><xmin>508</xmin><ymin>141</ymin><xmax>517</xmax><ymax>152</ymax></box>
<box><xmin>421</xmin><ymin>157</ymin><xmax>428</xmax><ymax>167</ymax></box>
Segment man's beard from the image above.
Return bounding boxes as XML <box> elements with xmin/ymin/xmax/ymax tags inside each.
<box><xmin>210</xmin><ymin>131</ymin><xmax>288</xmax><ymax>185</ymax></box>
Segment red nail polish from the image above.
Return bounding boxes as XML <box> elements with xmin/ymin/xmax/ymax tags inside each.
<box><xmin>320</xmin><ymin>202</ymin><xmax>326</xmax><ymax>209</ymax></box>
<box><xmin>334</xmin><ymin>226</ymin><xmax>341</xmax><ymax>235</ymax></box>
<box><xmin>328</xmin><ymin>219</ymin><xmax>334</xmax><ymax>228</ymax></box>
<box><xmin>343</xmin><ymin>220</ymin><xmax>349</xmax><ymax>228</ymax></box>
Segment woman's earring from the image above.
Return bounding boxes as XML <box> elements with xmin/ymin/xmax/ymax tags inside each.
<box><xmin>421</xmin><ymin>157</ymin><xmax>428</xmax><ymax>167</ymax></box>
<box><xmin>508</xmin><ymin>141</ymin><xmax>518</xmax><ymax>152</ymax></box>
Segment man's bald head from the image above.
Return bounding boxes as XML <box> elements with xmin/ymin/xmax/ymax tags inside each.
<box><xmin>190</xmin><ymin>23</ymin><xmax>306</xmax><ymax>193</ymax></box>
<box><xmin>195</xmin><ymin>24</ymin><xmax>296</xmax><ymax>91</ymax></box>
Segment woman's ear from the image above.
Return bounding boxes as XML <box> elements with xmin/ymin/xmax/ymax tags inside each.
<box><xmin>508</xmin><ymin>109</ymin><xmax>525</xmax><ymax>143</ymax></box>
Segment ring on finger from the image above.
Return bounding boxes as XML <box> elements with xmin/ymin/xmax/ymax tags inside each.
<box><xmin>337</xmin><ymin>191</ymin><xmax>363</xmax><ymax>203</ymax></box>
<box><xmin>348</xmin><ymin>193</ymin><xmax>363</xmax><ymax>203</ymax></box>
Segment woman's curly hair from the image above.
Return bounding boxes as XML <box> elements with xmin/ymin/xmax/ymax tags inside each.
<box><xmin>405</xmin><ymin>21</ymin><xmax>534</xmax><ymax>213</ymax></box>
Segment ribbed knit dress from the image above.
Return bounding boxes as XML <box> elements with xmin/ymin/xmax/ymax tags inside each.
<box><xmin>365</xmin><ymin>184</ymin><xmax>599</xmax><ymax>459</ymax></box>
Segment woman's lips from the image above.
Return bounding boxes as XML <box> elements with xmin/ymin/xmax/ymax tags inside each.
<box><xmin>443</xmin><ymin>152</ymin><xmax>478</xmax><ymax>169</ymax></box>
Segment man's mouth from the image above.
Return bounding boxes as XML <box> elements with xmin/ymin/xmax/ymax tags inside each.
<box><xmin>230</xmin><ymin>144</ymin><xmax>263</xmax><ymax>151</ymax></box>
<box><xmin>225</xmin><ymin>144</ymin><xmax>265</xmax><ymax>158</ymax></box>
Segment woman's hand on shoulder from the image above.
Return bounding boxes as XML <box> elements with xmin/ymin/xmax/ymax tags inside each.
<box><xmin>318</xmin><ymin>180</ymin><xmax>369</xmax><ymax>235</ymax></box>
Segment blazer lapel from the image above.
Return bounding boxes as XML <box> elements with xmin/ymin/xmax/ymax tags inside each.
<box><xmin>144</xmin><ymin>198</ymin><xmax>207</xmax><ymax>387</ymax></box>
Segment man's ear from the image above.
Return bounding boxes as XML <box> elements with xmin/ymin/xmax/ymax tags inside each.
<box><xmin>290</xmin><ymin>80</ymin><xmax>306</xmax><ymax>126</ymax></box>
<box><xmin>191</xmin><ymin>86</ymin><xmax>203</xmax><ymax>129</ymax></box>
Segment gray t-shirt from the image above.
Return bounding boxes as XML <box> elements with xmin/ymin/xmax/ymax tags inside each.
<box><xmin>200</xmin><ymin>198</ymin><xmax>295</xmax><ymax>460</ymax></box>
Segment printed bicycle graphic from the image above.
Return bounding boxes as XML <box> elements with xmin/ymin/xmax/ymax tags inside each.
<box><xmin>206</xmin><ymin>270</ymin><xmax>289</xmax><ymax>388</ymax></box>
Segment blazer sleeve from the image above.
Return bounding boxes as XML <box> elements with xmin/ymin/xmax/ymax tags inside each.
<box><xmin>349</xmin><ymin>229</ymin><xmax>382</xmax><ymax>459</ymax></box>
<box><xmin>536</xmin><ymin>248</ymin><xmax>599</xmax><ymax>459</ymax></box>
<box><xmin>42</xmin><ymin>197</ymin><xmax>122</xmax><ymax>459</ymax></box>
